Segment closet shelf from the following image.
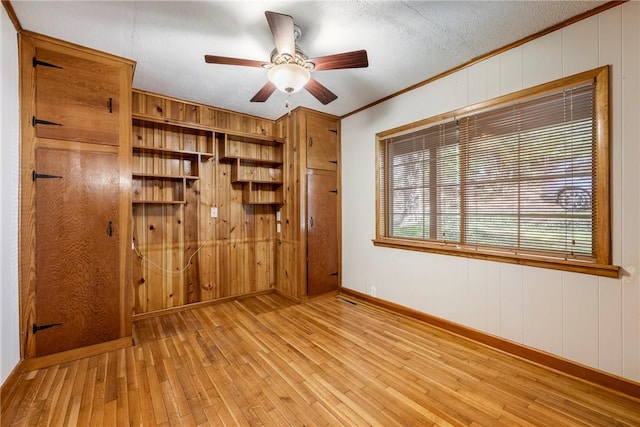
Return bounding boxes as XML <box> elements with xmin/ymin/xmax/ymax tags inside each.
<box><xmin>132</xmin><ymin>172</ymin><xmax>199</xmax><ymax>180</ymax></box>
<box><xmin>132</xmin><ymin>200</ymin><xmax>186</xmax><ymax>205</ymax></box>
<box><xmin>132</xmin><ymin>113</ymin><xmax>284</xmax><ymax>145</ymax></box>
<box><xmin>132</xmin><ymin>145</ymin><xmax>214</xmax><ymax>160</ymax></box>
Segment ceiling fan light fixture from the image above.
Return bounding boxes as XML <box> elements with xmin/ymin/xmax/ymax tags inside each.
<box><xmin>268</xmin><ymin>63</ymin><xmax>310</xmax><ymax>94</ymax></box>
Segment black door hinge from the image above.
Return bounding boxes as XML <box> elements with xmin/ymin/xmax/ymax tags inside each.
<box><xmin>32</xmin><ymin>171</ymin><xmax>63</xmax><ymax>181</ymax></box>
<box><xmin>33</xmin><ymin>57</ymin><xmax>63</xmax><ymax>69</ymax></box>
<box><xmin>32</xmin><ymin>322</ymin><xmax>63</xmax><ymax>334</ymax></box>
<box><xmin>32</xmin><ymin>116</ymin><xmax>62</xmax><ymax>127</ymax></box>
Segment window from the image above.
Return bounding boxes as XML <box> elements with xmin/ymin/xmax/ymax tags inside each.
<box><xmin>375</xmin><ymin>67</ymin><xmax>618</xmax><ymax>278</ymax></box>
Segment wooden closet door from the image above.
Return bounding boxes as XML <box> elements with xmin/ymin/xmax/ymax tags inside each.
<box><xmin>34</xmin><ymin>47</ymin><xmax>120</xmax><ymax>145</ymax></box>
<box><xmin>35</xmin><ymin>147</ymin><xmax>120</xmax><ymax>356</ymax></box>
<box><xmin>307</xmin><ymin>170</ymin><xmax>339</xmax><ymax>295</ymax></box>
<box><xmin>306</xmin><ymin>114</ymin><xmax>338</xmax><ymax>171</ymax></box>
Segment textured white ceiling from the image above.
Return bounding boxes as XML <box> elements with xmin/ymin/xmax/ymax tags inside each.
<box><xmin>12</xmin><ymin>1</ymin><xmax>606</xmax><ymax>120</ymax></box>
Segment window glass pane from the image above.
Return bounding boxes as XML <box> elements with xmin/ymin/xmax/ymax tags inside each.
<box><xmin>466</xmin><ymin>215</ymin><xmax>518</xmax><ymax>248</ymax></box>
<box><xmin>435</xmin><ymin>124</ymin><xmax>460</xmax><ymax>242</ymax></box>
<box><xmin>389</xmin><ymin>139</ymin><xmax>430</xmax><ymax>239</ymax></box>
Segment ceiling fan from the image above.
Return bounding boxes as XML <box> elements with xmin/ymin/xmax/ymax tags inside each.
<box><xmin>204</xmin><ymin>11</ymin><xmax>369</xmax><ymax>105</ymax></box>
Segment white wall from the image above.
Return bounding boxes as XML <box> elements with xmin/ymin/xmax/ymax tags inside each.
<box><xmin>342</xmin><ymin>2</ymin><xmax>640</xmax><ymax>381</ymax></box>
<box><xmin>1</xmin><ymin>6</ymin><xmax>21</xmax><ymax>385</ymax></box>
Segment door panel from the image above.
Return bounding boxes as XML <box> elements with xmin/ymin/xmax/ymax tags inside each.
<box><xmin>35</xmin><ymin>147</ymin><xmax>120</xmax><ymax>356</ymax></box>
<box><xmin>35</xmin><ymin>47</ymin><xmax>120</xmax><ymax>145</ymax></box>
<box><xmin>307</xmin><ymin>171</ymin><xmax>339</xmax><ymax>295</ymax></box>
<box><xmin>306</xmin><ymin>114</ymin><xmax>338</xmax><ymax>171</ymax></box>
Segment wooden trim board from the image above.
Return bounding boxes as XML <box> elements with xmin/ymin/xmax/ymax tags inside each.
<box><xmin>0</xmin><ymin>360</ymin><xmax>23</xmax><ymax>415</ymax></box>
<box><xmin>1</xmin><ymin>0</ymin><xmax>22</xmax><ymax>31</ymax></box>
<box><xmin>340</xmin><ymin>287</ymin><xmax>640</xmax><ymax>400</ymax></box>
<box><xmin>19</xmin><ymin>337</ymin><xmax>132</xmax><ymax>372</ymax></box>
<box><xmin>132</xmin><ymin>289</ymin><xmax>276</xmax><ymax>321</ymax></box>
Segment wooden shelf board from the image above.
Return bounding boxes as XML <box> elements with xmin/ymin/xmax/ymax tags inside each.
<box><xmin>132</xmin><ymin>145</ymin><xmax>213</xmax><ymax>160</ymax></box>
<box><xmin>133</xmin><ymin>173</ymin><xmax>198</xmax><ymax>180</ymax></box>
<box><xmin>131</xmin><ymin>200</ymin><xmax>186</xmax><ymax>205</ymax></box>
<box><xmin>243</xmin><ymin>201</ymin><xmax>285</xmax><ymax>205</ymax></box>
<box><xmin>132</xmin><ymin>200</ymin><xmax>186</xmax><ymax>205</ymax></box>
<box><xmin>133</xmin><ymin>113</ymin><xmax>284</xmax><ymax>144</ymax></box>
<box><xmin>133</xmin><ymin>114</ymin><xmax>212</xmax><ymax>133</ymax></box>
<box><xmin>220</xmin><ymin>155</ymin><xmax>283</xmax><ymax>166</ymax></box>
<box><xmin>232</xmin><ymin>179</ymin><xmax>283</xmax><ymax>185</ymax></box>
<box><xmin>225</xmin><ymin>132</ymin><xmax>284</xmax><ymax>146</ymax></box>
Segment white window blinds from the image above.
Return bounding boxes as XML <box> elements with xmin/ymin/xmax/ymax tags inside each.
<box><xmin>379</xmin><ymin>80</ymin><xmax>599</xmax><ymax>261</ymax></box>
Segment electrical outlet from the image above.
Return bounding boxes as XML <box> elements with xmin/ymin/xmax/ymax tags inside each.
<box><xmin>370</xmin><ymin>286</ymin><xmax>377</xmax><ymax>297</ymax></box>
<box><xmin>210</xmin><ymin>207</ymin><xmax>218</xmax><ymax>218</ymax></box>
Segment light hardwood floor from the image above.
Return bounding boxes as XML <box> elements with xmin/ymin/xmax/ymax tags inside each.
<box><xmin>2</xmin><ymin>293</ymin><xmax>639</xmax><ymax>426</ymax></box>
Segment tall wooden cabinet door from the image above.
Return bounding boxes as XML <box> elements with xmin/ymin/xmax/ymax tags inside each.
<box><xmin>34</xmin><ymin>147</ymin><xmax>120</xmax><ymax>356</ymax></box>
<box><xmin>34</xmin><ymin>47</ymin><xmax>120</xmax><ymax>145</ymax></box>
<box><xmin>307</xmin><ymin>171</ymin><xmax>339</xmax><ymax>295</ymax></box>
<box><xmin>306</xmin><ymin>114</ymin><xmax>338</xmax><ymax>171</ymax></box>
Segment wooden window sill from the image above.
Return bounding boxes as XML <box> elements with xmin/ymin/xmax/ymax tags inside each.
<box><xmin>372</xmin><ymin>238</ymin><xmax>620</xmax><ymax>278</ymax></box>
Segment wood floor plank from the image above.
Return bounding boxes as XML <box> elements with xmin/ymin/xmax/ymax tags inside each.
<box><xmin>3</xmin><ymin>293</ymin><xmax>640</xmax><ymax>426</ymax></box>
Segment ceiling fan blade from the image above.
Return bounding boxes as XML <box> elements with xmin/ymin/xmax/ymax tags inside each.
<box><xmin>205</xmin><ymin>55</ymin><xmax>267</xmax><ymax>68</ymax></box>
<box><xmin>306</xmin><ymin>50</ymin><xmax>369</xmax><ymax>71</ymax></box>
<box><xmin>250</xmin><ymin>81</ymin><xmax>277</xmax><ymax>103</ymax></box>
<box><xmin>265</xmin><ymin>11</ymin><xmax>295</xmax><ymax>58</ymax></box>
<box><xmin>305</xmin><ymin>79</ymin><xmax>338</xmax><ymax>105</ymax></box>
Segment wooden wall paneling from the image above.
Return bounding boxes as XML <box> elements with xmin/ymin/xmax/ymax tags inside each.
<box><xmin>245</xmin><ymin>204</ymin><xmax>257</xmax><ymax>293</ymax></box>
<box><xmin>215</xmin><ymin>110</ymin><xmax>230</xmax><ymax>130</ymax></box>
<box><xmin>228</xmin><ymin>183</ymin><xmax>245</xmax><ymax>296</ymax></box>
<box><xmin>165</xmin><ymin>99</ymin><xmax>199</xmax><ymax>124</ymax></box>
<box><xmin>132</xmin><ymin>204</ymin><xmax>147</xmax><ymax>314</ymax></box>
<box><xmin>132</xmin><ymin>91</ymin><xmax>143</xmax><ymax>114</ymax></box>
<box><xmin>181</xmin><ymin>180</ymin><xmax>201</xmax><ymax>304</ymax></box>
<box><xmin>216</xmin><ymin>157</ymin><xmax>232</xmax><ymax>298</ymax></box>
<box><xmin>129</xmin><ymin>89</ymin><xmax>288</xmax><ymax>313</ymax></box>
<box><xmin>167</xmin><ymin>204</ymin><xmax>184</xmax><ymax>308</ymax></box>
<box><xmin>275</xmin><ymin>115</ymin><xmax>302</xmax><ymax>299</ymax></box>
<box><xmin>199</xmin><ymin>106</ymin><xmax>216</xmax><ymax>128</ymax></box>
<box><xmin>294</xmin><ymin>112</ymin><xmax>308</xmax><ymax>299</ymax></box>
<box><xmin>260</xmin><ymin>205</ymin><xmax>277</xmax><ymax>290</ymax></box>
<box><xmin>198</xmin><ymin>137</ymin><xmax>216</xmax><ymax>301</ymax></box>
<box><xmin>144</xmin><ymin>94</ymin><xmax>164</xmax><ymax>117</ymax></box>
<box><xmin>118</xmin><ymin>61</ymin><xmax>133</xmax><ymax>337</ymax></box>
<box><xmin>144</xmin><ymin>205</ymin><xmax>166</xmax><ymax>312</ymax></box>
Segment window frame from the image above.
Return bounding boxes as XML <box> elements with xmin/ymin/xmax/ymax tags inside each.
<box><xmin>374</xmin><ymin>66</ymin><xmax>619</xmax><ymax>278</ymax></box>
